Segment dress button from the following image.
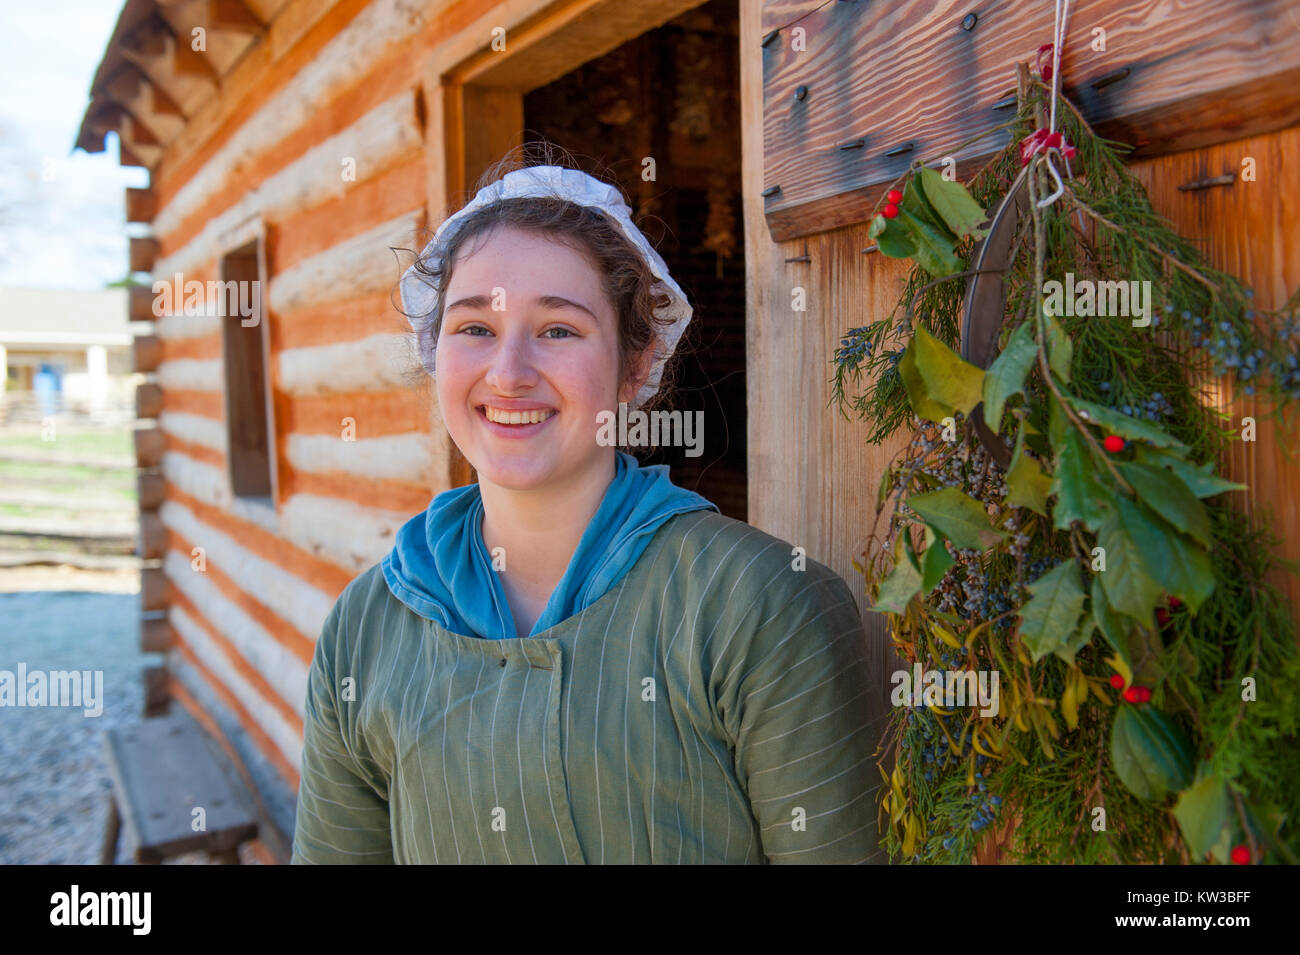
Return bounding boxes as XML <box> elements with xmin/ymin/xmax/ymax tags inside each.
<box><xmin>499</xmin><ymin>657</ymin><xmax>507</xmax><ymax>667</ymax></box>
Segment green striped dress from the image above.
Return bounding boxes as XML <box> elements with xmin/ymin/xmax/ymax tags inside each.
<box><xmin>291</xmin><ymin>510</ymin><xmax>881</xmax><ymax>864</ymax></box>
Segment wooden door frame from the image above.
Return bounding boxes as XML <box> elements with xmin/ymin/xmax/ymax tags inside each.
<box><xmin>423</xmin><ymin>0</ymin><xmax>707</xmax><ymax>487</ymax></box>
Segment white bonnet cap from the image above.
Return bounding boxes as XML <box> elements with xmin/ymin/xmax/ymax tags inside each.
<box><xmin>399</xmin><ymin>165</ymin><xmax>692</xmax><ymax>409</ymax></box>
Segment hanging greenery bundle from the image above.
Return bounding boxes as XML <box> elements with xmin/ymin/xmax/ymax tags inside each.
<box><xmin>832</xmin><ymin>60</ymin><xmax>1300</xmax><ymax>864</ymax></box>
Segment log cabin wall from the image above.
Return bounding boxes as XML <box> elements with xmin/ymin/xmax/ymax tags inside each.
<box><xmin>87</xmin><ymin>0</ymin><xmax>469</xmax><ymax>856</ymax></box>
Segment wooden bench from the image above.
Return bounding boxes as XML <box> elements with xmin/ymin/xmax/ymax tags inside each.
<box><xmin>100</xmin><ymin>710</ymin><xmax>259</xmax><ymax>864</ymax></box>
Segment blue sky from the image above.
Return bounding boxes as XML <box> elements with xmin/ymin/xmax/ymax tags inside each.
<box><xmin>0</xmin><ymin>0</ymin><xmax>149</xmax><ymax>290</ymax></box>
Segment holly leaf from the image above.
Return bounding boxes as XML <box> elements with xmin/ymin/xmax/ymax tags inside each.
<box><xmin>1119</xmin><ymin>460</ymin><xmax>1211</xmax><ymax>547</ymax></box>
<box><xmin>1158</xmin><ymin>518</ymin><xmax>1216</xmax><ymax>613</ymax></box>
<box><xmin>875</xmin><ymin>215</ymin><xmax>918</xmax><ymax>258</ymax></box>
<box><xmin>1017</xmin><ymin>560</ymin><xmax>1086</xmax><ymax>662</ymax></box>
<box><xmin>1174</xmin><ymin>770</ymin><xmax>1230</xmax><ymax>860</ymax></box>
<box><xmin>1090</xmin><ymin>576</ymin><xmax>1132</xmax><ymax>668</ymax></box>
<box><xmin>896</xmin><ymin>206</ymin><xmax>962</xmax><ymax>278</ymax></box>
<box><xmin>907</xmin><ymin>487</ymin><xmax>1006</xmax><ymax>550</ymax></box>
<box><xmin>1054</xmin><ymin>625</ymin><xmax>1094</xmax><ymax>666</ymax></box>
<box><xmin>1006</xmin><ymin>422</ymin><xmax>1051</xmax><ymax>516</ymax></box>
<box><xmin>868</xmin><ymin>213</ymin><xmax>887</xmax><ymax>239</ymax></box>
<box><xmin>1097</xmin><ymin>496</ymin><xmax>1165</xmax><ymax>619</ymax></box>
<box><xmin>1051</xmin><ymin>428</ymin><xmax>1116</xmax><ymax>532</ymax></box>
<box><xmin>919</xmin><ymin>525</ymin><xmax>955</xmax><ymax>593</ymax></box>
<box><xmin>1067</xmin><ymin>397</ymin><xmax>1187</xmax><ymax>449</ymax></box>
<box><xmin>981</xmin><ymin>321</ymin><xmax>1037</xmax><ymax>432</ymax></box>
<box><xmin>915</xmin><ymin>167</ymin><xmax>989</xmax><ymax>239</ymax></box>
<box><xmin>1043</xmin><ymin>309</ymin><xmax>1073</xmax><ymax>384</ymax></box>
<box><xmin>874</xmin><ymin>535</ymin><xmax>922</xmax><ymax>615</ymax></box>
<box><xmin>1107</xmin><ymin>494</ymin><xmax>1215</xmax><ymax>614</ymax></box>
<box><xmin>1110</xmin><ymin>705</ymin><xmax>1195</xmax><ymax>802</ymax></box>
<box><xmin>898</xmin><ymin>325</ymin><xmax>986</xmax><ymax>423</ymax></box>
<box><xmin>1135</xmin><ymin>445</ymin><xmax>1246</xmax><ymax>498</ymax></box>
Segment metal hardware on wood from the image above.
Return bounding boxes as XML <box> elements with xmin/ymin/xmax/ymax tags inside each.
<box><xmin>1178</xmin><ymin>173</ymin><xmax>1237</xmax><ymax>192</ymax></box>
<box><xmin>992</xmin><ymin>95</ymin><xmax>1017</xmax><ymax>110</ymax></box>
<box><xmin>1091</xmin><ymin>67</ymin><xmax>1130</xmax><ymax>90</ymax></box>
<box><xmin>884</xmin><ymin>142</ymin><xmax>914</xmax><ymax>157</ymax></box>
<box><xmin>785</xmin><ymin>254</ymin><xmax>811</xmax><ymax>263</ymax></box>
<box><xmin>962</xmin><ymin>13</ymin><xmax>978</xmax><ymax>30</ymax></box>
<box><xmin>761</xmin><ymin>29</ymin><xmax>779</xmax><ymax>47</ymax></box>
<box><xmin>862</xmin><ymin>244</ymin><xmax>879</xmax><ymax>255</ymax></box>
<box><xmin>839</xmin><ymin>138</ymin><xmax>865</xmax><ymax>150</ymax></box>
<box><xmin>795</xmin><ymin>85</ymin><xmax>808</xmax><ymax>101</ymax></box>
<box><xmin>761</xmin><ymin>185</ymin><xmax>781</xmax><ymax>198</ymax></box>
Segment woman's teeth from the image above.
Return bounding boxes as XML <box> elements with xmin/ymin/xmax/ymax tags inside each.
<box><xmin>483</xmin><ymin>407</ymin><xmax>556</xmax><ymax>425</ymax></box>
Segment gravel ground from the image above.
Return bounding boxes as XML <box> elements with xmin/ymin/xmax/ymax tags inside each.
<box><xmin>0</xmin><ymin>571</ymin><xmax>264</xmax><ymax>864</ymax></box>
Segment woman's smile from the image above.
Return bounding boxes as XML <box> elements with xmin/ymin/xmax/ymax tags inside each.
<box><xmin>477</xmin><ymin>403</ymin><xmax>558</xmax><ymax>438</ymax></box>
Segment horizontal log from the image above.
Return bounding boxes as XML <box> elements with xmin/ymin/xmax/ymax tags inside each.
<box><xmin>142</xmin><ymin>566</ymin><xmax>169</xmax><ymax>611</ymax></box>
<box><xmin>130</xmin><ymin>237</ymin><xmax>159</xmax><ymax>273</ymax></box>
<box><xmin>135</xmin><ymin>427</ymin><xmax>165</xmax><ymax>467</ymax></box>
<box><xmin>154</xmin><ymin>91</ymin><xmax>424</xmax><ymax>278</ymax></box>
<box><xmin>141</xmin><ymin>617</ymin><xmax>176</xmax><ymax>653</ymax></box>
<box><xmin>143</xmin><ymin>664</ymin><xmax>170</xmax><ymax>716</ymax></box>
<box><xmin>136</xmin><ymin>382</ymin><xmax>164</xmax><ymax>419</ymax></box>
<box><xmin>138</xmin><ymin>471</ymin><xmax>166</xmax><ymax>510</ymax></box>
<box><xmin>139</xmin><ymin>510</ymin><xmax>166</xmax><ymax>559</ymax></box>
<box><xmin>266</xmin><ymin>209</ymin><xmax>422</xmax><ymax>315</ymax></box>
<box><xmin>133</xmin><ymin>334</ymin><xmax>162</xmax><ymax>372</ymax></box>
<box><xmin>125</xmin><ymin>187</ymin><xmax>157</xmax><ymax>223</ymax></box>
<box><xmin>761</xmin><ymin>0</ymin><xmax>1300</xmax><ymax>241</ymax></box>
<box><xmin>129</xmin><ymin>285</ymin><xmax>155</xmax><ymax>322</ymax></box>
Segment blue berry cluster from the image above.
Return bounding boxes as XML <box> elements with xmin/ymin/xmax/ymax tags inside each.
<box><xmin>968</xmin><ymin>772</ymin><xmax>1001</xmax><ymax>833</ymax></box>
<box><xmin>1169</xmin><ymin>293</ymin><xmax>1300</xmax><ymax>399</ymax></box>
<box><xmin>837</xmin><ymin>329</ymin><xmax>874</xmax><ymax>366</ymax></box>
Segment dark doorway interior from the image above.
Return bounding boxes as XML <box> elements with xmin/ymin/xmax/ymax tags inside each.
<box><xmin>522</xmin><ymin>0</ymin><xmax>746</xmax><ymax>521</ymax></box>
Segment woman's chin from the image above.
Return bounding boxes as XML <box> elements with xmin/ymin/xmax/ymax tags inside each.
<box><xmin>471</xmin><ymin>451</ymin><xmax>559</xmax><ymax>491</ymax></box>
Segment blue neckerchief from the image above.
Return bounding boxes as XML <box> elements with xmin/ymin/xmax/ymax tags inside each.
<box><xmin>381</xmin><ymin>451</ymin><xmax>718</xmax><ymax>639</ymax></box>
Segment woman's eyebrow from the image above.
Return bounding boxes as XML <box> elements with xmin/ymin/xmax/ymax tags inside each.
<box><xmin>445</xmin><ymin>293</ymin><xmax>597</xmax><ymax>320</ymax></box>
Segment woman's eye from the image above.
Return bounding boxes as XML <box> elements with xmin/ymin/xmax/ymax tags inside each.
<box><xmin>544</xmin><ymin>327</ymin><xmax>574</xmax><ymax>339</ymax></box>
<box><xmin>461</xmin><ymin>325</ymin><xmax>491</xmax><ymax>336</ymax></box>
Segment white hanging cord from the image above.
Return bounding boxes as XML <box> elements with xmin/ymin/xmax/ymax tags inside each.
<box><xmin>1037</xmin><ymin>0</ymin><xmax>1074</xmax><ymax>209</ymax></box>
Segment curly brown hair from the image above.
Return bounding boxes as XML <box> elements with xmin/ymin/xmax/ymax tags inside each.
<box><xmin>394</xmin><ymin>144</ymin><xmax>687</xmax><ymax>424</ymax></box>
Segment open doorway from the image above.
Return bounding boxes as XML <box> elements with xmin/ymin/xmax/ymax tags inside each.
<box><xmin>518</xmin><ymin>1</ymin><xmax>746</xmax><ymax>520</ymax></box>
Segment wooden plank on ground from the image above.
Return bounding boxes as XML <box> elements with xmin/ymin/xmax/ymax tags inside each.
<box><xmin>103</xmin><ymin>710</ymin><xmax>259</xmax><ymax>861</ymax></box>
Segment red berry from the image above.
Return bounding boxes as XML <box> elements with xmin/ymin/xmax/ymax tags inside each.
<box><xmin>1168</xmin><ymin>596</ymin><xmax>1183</xmax><ymax>610</ymax></box>
<box><xmin>1230</xmin><ymin>844</ymin><xmax>1250</xmax><ymax>865</ymax></box>
<box><xmin>883</xmin><ymin>203</ymin><xmax>900</xmax><ymax>219</ymax></box>
<box><xmin>1109</xmin><ymin>674</ymin><xmax>1125</xmax><ymax>689</ymax></box>
<box><xmin>1123</xmin><ymin>686</ymin><xmax>1141</xmax><ymax>703</ymax></box>
<box><xmin>1103</xmin><ymin>434</ymin><xmax>1125</xmax><ymax>453</ymax></box>
<box><xmin>1136</xmin><ymin>686</ymin><xmax>1152</xmax><ymax>702</ymax></box>
<box><xmin>1155</xmin><ymin>607</ymin><xmax>1170</xmax><ymax>627</ymax></box>
<box><xmin>887</xmin><ymin>188</ymin><xmax>904</xmax><ymax>204</ymax></box>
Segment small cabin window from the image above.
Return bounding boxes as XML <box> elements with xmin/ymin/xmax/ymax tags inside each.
<box><xmin>219</xmin><ymin>239</ymin><xmax>277</xmax><ymax>504</ymax></box>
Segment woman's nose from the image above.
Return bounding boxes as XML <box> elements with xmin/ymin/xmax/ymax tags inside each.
<box><xmin>484</xmin><ymin>331</ymin><xmax>539</xmax><ymax>391</ymax></box>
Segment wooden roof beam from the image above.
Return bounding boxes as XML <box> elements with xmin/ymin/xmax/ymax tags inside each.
<box><xmin>172</xmin><ymin>32</ymin><xmax>220</xmax><ymax>80</ymax></box>
<box><xmin>208</xmin><ymin>0</ymin><xmax>263</xmax><ymax>34</ymax></box>
<box><xmin>120</xmin><ymin>19</ymin><xmax>216</xmax><ymax>102</ymax></box>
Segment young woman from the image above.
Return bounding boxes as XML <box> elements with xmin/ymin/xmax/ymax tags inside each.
<box><xmin>291</xmin><ymin>159</ymin><xmax>881</xmax><ymax>864</ymax></box>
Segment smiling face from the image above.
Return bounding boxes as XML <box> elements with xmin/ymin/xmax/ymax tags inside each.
<box><xmin>434</xmin><ymin>224</ymin><xmax>646</xmax><ymax>493</ymax></box>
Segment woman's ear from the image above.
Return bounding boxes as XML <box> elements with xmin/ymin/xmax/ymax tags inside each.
<box><xmin>618</xmin><ymin>344</ymin><xmax>656</xmax><ymax>405</ymax></box>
